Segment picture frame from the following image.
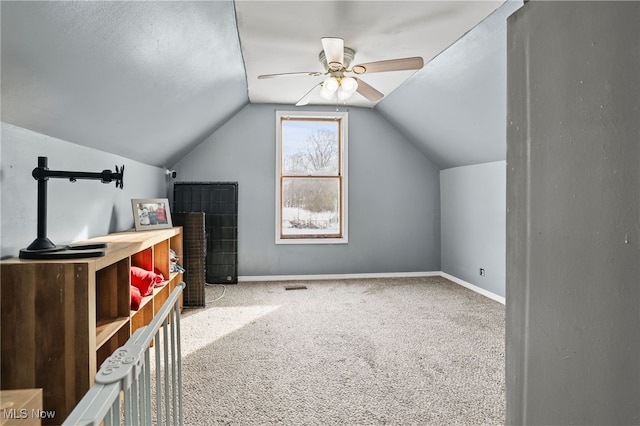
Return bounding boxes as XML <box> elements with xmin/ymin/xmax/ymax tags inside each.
<box><xmin>131</xmin><ymin>198</ymin><xmax>173</xmax><ymax>231</ymax></box>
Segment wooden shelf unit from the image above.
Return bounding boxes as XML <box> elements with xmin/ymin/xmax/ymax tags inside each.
<box><xmin>0</xmin><ymin>227</ymin><xmax>183</xmax><ymax>425</ymax></box>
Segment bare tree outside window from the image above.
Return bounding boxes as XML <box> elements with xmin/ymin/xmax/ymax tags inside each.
<box><xmin>277</xmin><ymin>113</ymin><xmax>347</xmax><ymax>242</ymax></box>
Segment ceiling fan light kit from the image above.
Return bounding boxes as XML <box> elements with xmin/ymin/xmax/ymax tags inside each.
<box><xmin>258</xmin><ymin>37</ymin><xmax>424</xmax><ymax>105</ymax></box>
<box><xmin>320</xmin><ymin>76</ymin><xmax>358</xmax><ymax>101</ymax></box>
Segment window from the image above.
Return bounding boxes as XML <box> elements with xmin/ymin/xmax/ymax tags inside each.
<box><xmin>276</xmin><ymin>111</ymin><xmax>348</xmax><ymax>244</ymax></box>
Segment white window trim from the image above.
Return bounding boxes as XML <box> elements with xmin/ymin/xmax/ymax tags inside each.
<box><xmin>275</xmin><ymin>110</ymin><xmax>348</xmax><ymax>245</ymax></box>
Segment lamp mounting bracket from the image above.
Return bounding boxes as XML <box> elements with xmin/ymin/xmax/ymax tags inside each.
<box><xmin>19</xmin><ymin>156</ymin><xmax>125</xmax><ymax>259</ymax></box>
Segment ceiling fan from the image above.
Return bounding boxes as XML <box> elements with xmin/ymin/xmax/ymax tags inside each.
<box><xmin>257</xmin><ymin>37</ymin><xmax>424</xmax><ymax>106</ymax></box>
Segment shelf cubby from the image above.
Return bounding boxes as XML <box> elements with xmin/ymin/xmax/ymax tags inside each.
<box><xmin>1</xmin><ymin>227</ymin><xmax>183</xmax><ymax>425</ymax></box>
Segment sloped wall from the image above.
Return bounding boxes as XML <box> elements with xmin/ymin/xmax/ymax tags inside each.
<box><xmin>0</xmin><ymin>122</ymin><xmax>167</xmax><ymax>258</ymax></box>
<box><xmin>172</xmin><ymin>104</ymin><xmax>441</xmax><ymax>277</ymax></box>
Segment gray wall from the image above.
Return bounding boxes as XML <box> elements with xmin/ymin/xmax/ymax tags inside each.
<box><xmin>506</xmin><ymin>2</ymin><xmax>640</xmax><ymax>424</ymax></box>
<box><xmin>172</xmin><ymin>104</ymin><xmax>441</xmax><ymax>277</ymax></box>
<box><xmin>441</xmin><ymin>161</ymin><xmax>506</xmax><ymax>298</ymax></box>
<box><xmin>1</xmin><ymin>122</ymin><xmax>168</xmax><ymax>258</ymax></box>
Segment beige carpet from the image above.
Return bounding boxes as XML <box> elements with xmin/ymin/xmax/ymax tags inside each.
<box><xmin>179</xmin><ymin>276</ymin><xmax>504</xmax><ymax>425</ymax></box>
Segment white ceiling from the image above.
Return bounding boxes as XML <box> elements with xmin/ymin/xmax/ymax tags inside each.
<box><xmin>1</xmin><ymin>0</ymin><xmax>522</xmax><ymax>169</ymax></box>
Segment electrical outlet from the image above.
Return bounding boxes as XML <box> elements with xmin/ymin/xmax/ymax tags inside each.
<box><xmin>479</xmin><ymin>268</ymin><xmax>485</xmax><ymax>276</ymax></box>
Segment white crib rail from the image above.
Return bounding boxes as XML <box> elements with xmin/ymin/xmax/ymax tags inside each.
<box><xmin>63</xmin><ymin>283</ymin><xmax>185</xmax><ymax>426</ymax></box>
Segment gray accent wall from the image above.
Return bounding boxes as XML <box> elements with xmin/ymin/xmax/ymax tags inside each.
<box><xmin>171</xmin><ymin>104</ymin><xmax>441</xmax><ymax>276</ymax></box>
<box><xmin>441</xmin><ymin>161</ymin><xmax>506</xmax><ymax>298</ymax></box>
<box><xmin>506</xmin><ymin>2</ymin><xmax>640</xmax><ymax>424</ymax></box>
<box><xmin>1</xmin><ymin>122</ymin><xmax>168</xmax><ymax>258</ymax></box>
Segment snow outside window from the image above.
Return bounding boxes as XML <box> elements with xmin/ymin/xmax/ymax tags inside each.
<box><xmin>275</xmin><ymin>111</ymin><xmax>348</xmax><ymax>244</ymax></box>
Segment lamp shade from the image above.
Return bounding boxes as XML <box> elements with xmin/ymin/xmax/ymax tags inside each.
<box><xmin>337</xmin><ymin>86</ymin><xmax>351</xmax><ymax>101</ymax></box>
<box><xmin>324</xmin><ymin>77</ymin><xmax>339</xmax><ymax>92</ymax></box>
<box><xmin>320</xmin><ymin>77</ymin><xmax>339</xmax><ymax>99</ymax></box>
<box><xmin>341</xmin><ymin>77</ymin><xmax>358</xmax><ymax>94</ymax></box>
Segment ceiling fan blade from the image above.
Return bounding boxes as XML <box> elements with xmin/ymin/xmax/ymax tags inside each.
<box><xmin>351</xmin><ymin>57</ymin><xmax>424</xmax><ymax>75</ymax></box>
<box><xmin>296</xmin><ymin>83</ymin><xmax>323</xmax><ymax>106</ymax></box>
<box><xmin>258</xmin><ymin>71</ymin><xmax>324</xmax><ymax>79</ymax></box>
<box><xmin>354</xmin><ymin>78</ymin><xmax>384</xmax><ymax>102</ymax></box>
<box><xmin>321</xmin><ymin>37</ymin><xmax>344</xmax><ymax>69</ymax></box>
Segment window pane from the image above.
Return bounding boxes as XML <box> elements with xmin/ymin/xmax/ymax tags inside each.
<box><xmin>282</xmin><ymin>120</ymin><xmax>339</xmax><ymax>176</ymax></box>
<box><xmin>281</xmin><ymin>177</ymin><xmax>340</xmax><ymax>237</ymax></box>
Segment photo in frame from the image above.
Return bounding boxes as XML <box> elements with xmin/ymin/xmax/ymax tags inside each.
<box><xmin>131</xmin><ymin>198</ymin><xmax>173</xmax><ymax>231</ymax></box>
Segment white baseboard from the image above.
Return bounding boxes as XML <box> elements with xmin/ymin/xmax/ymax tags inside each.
<box><xmin>439</xmin><ymin>272</ymin><xmax>505</xmax><ymax>305</ymax></box>
<box><xmin>238</xmin><ymin>271</ymin><xmax>505</xmax><ymax>305</ymax></box>
<box><xmin>238</xmin><ymin>271</ymin><xmax>440</xmax><ymax>282</ymax></box>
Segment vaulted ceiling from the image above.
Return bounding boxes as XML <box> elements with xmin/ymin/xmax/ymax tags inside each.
<box><xmin>1</xmin><ymin>1</ymin><xmax>522</xmax><ymax>170</ymax></box>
